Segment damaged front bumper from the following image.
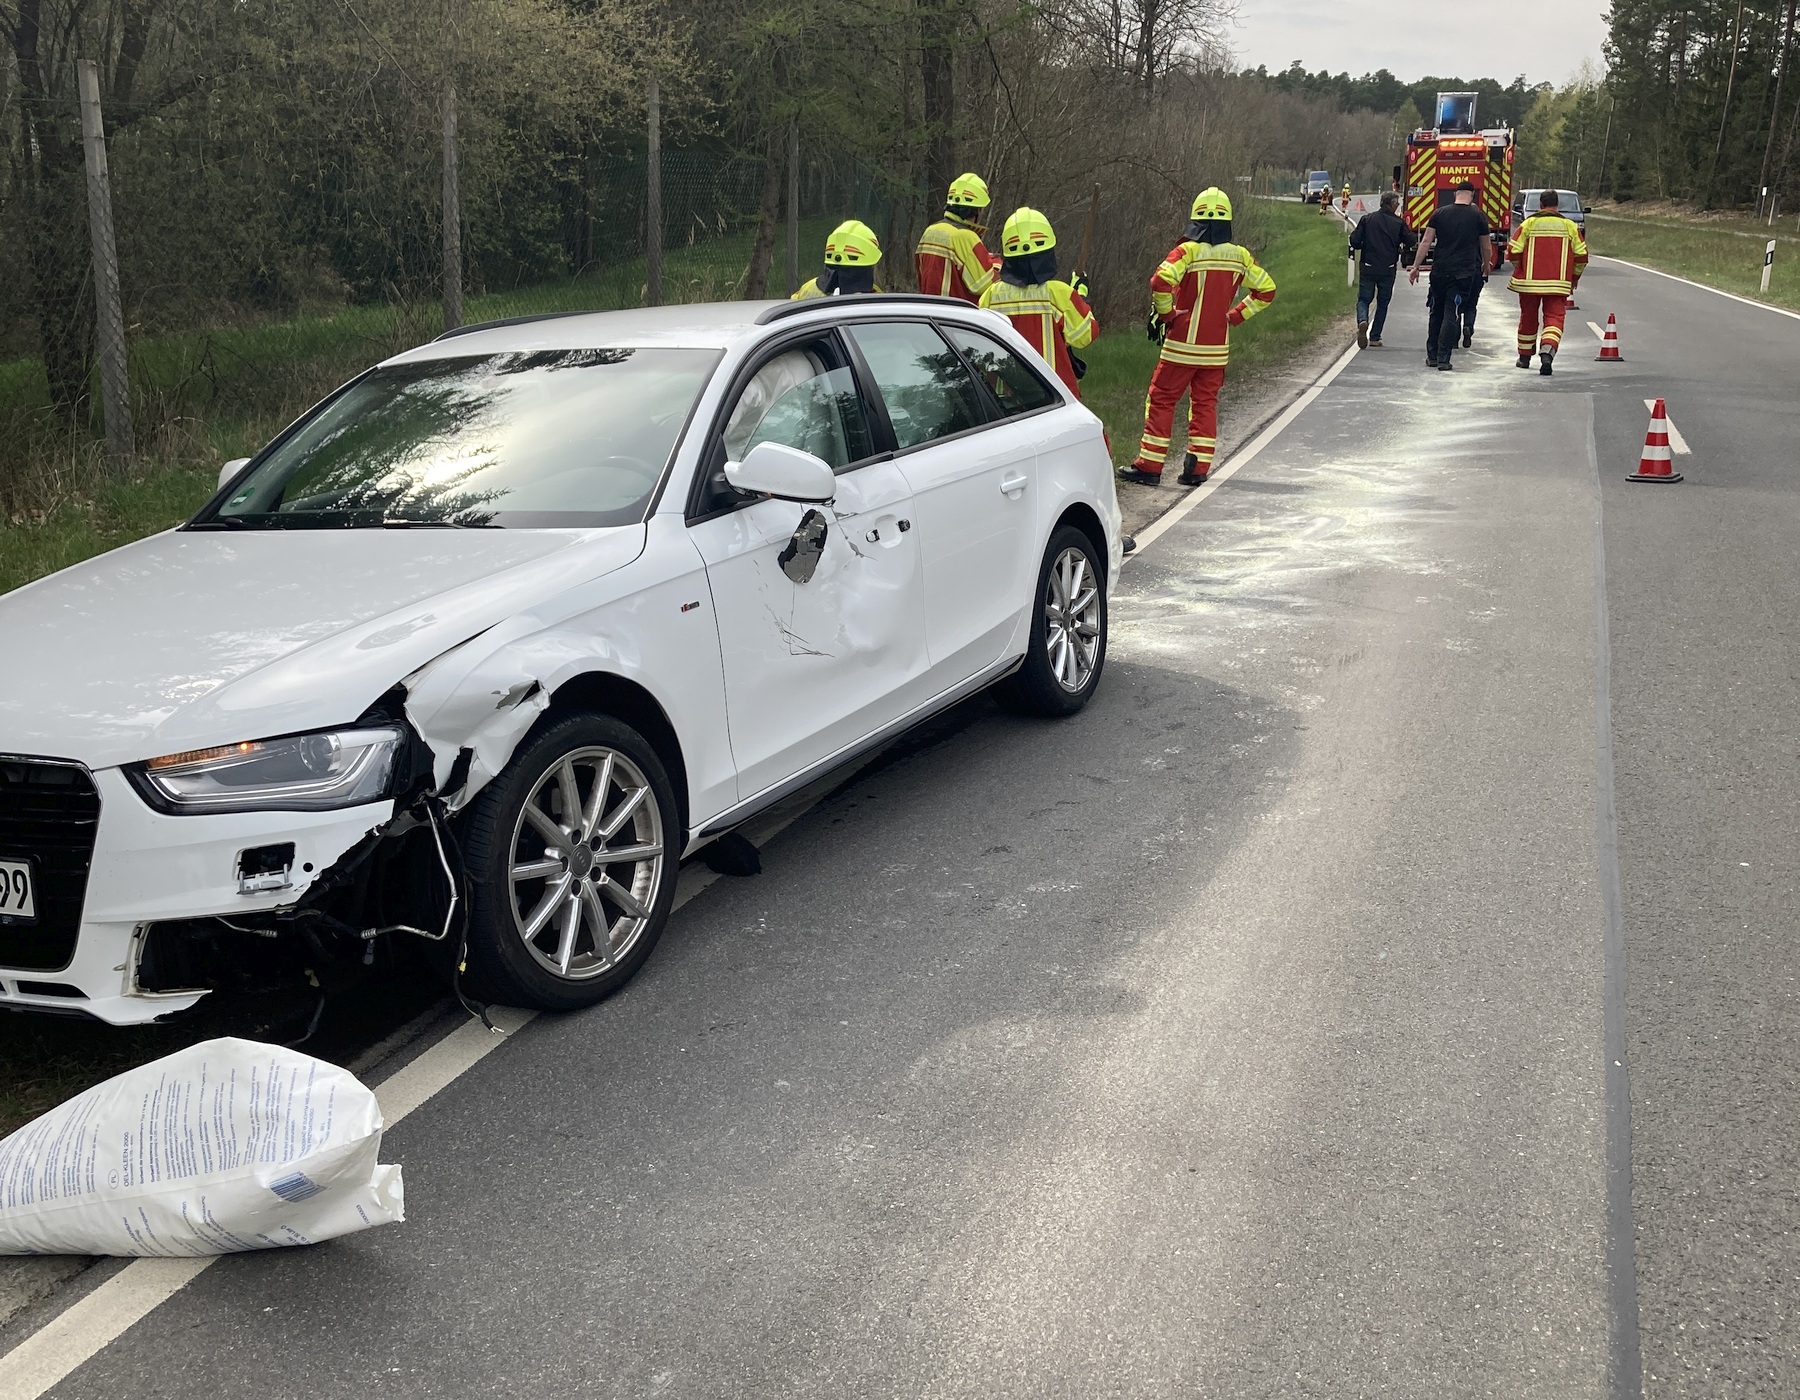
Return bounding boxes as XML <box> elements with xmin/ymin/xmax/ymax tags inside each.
<box><xmin>0</xmin><ymin>763</ymin><xmax>392</xmax><ymax>1026</ymax></box>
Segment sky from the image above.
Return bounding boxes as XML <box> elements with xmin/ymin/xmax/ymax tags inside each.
<box><xmin>1229</xmin><ymin>0</ymin><xmax>1610</xmax><ymax>89</ymax></box>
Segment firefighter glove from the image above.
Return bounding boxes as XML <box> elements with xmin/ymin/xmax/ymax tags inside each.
<box><xmin>1145</xmin><ymin>307</ymin><xmax>1167</xmax><ymax>344</ymax></box>
<box><xmin>1226</xmin><ymin>304</ymin><xmax>1246</xmax><ymax>327</ymax></box>
<box><xmin>1069</xmin><ymin>272</ymin><xmax>1091</xmax><ymax>301</ymax></box>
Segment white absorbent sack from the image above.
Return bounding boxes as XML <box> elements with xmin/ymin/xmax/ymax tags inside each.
<box><xmin>0</xmin><ymin>1037</ymin><xmax>403</xmax><ymax>1256</ymax></box>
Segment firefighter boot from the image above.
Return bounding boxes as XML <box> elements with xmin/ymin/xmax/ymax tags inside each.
<box><xmin>1117</xmin><ymin>463</ymin><xmax>1163</xmax><ymax>486</ymax></box>
<box><xmin>1517</xmin><ymin>352</ymin><xmax>1533</xmax><ymax>368</ymax></box>
<box><xmin>1539</xmin><ymin>348</ymin><xmax>1555</xmax><ymax>377</ymax></box>
<box><xmin>1177</xmin><ymin>453</ymin><xmax>1209</xmax><ymax>487</ymax></box>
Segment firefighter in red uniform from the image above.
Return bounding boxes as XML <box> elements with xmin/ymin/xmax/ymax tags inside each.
<box><xmin>978</xmin><ymin>207</ymin><xmax>1097</xmax><ymax>399</ymax></box>
<box><xmin>915</xmin><ymin>173</ymin><xmax>1000</xmax><ymax>304</ymax></box>
<box><xmin>1506</xmin><ymin>189</ymin><xmax>1588</xmax><ymax>376</ymax></box>
<box><xmin>1119</xmin><ymin>187</ymin><xmax>1276</xmax><ymax>487</ymax></box>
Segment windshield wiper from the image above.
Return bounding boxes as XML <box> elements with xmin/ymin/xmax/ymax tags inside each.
<box><xmin>184</xmin><ymin>516</ymin><xmax>252</xmax><ymax>530</ymax></box>
<box><xmin>380</xmin><ymin>518</ymin><xmax>494</xmax><ymax>529</ymax></box>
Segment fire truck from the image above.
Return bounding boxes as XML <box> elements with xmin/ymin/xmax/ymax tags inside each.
<box><xmin>1398</xmin><ymin>92</ymin><xmax>1516</xmax><ymax>263</ymax></box>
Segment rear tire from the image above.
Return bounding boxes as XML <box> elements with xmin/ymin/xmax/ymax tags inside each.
<box><xmin>457</xmin><ymin>713</ymin><xmax>679</xmax><ymax>1011</ymax></box>
<box><xmin>996</xmin><ymin>525</ymin><xmax>1107</xmax><ymax>717</ymax></box>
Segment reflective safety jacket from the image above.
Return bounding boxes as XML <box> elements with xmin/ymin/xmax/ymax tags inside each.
<box><xmin>1149</xmin><ymin>241</ymin><xmax>1277</xmax><ymax>367</ymax></box>
<box><xmin>978</xmin><ymin>278</ymin><xmax>1096</xmax><ymax>396</ymax></box>
<box><xmin>915</xmin><ymin>215</ymin><xmax>999</xmax><ymax>303</ymax></box>
<box><xmin>1506</xmin><ymin>213</ymin><xmax>1588</xmax><ymax>296</ymax></box>
<box><xmin>791</xmin><ymin>277</ymin><xmax>884</xmax><ymax>300</ymax></box>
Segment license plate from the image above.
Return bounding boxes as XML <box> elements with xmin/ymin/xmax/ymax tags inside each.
<box><xmin>0</xmin><ymin>858</ymin><xmax>36</xmax><ymax>923</ymax></box>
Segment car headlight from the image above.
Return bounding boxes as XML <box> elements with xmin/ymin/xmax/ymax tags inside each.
<box><xmin>131</xmin><ymin>728</ymin><xmax>403</xmax><ymax>814</ymax></box>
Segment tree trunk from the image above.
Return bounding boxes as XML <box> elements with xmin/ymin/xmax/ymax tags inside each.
<box><xmin>919</xmin><ymin>0</ymin><xmax>955</xmax><ymax>203</ymax></box>
<box><xmin>1760</xmin><ymin>0</ymin><xmax>1800</xmax><ymax>205</ymax></box>
<box><xmin>744</xmin><ymin>127</ymin><xmax>786</xmax><ymax>298</ymax></box>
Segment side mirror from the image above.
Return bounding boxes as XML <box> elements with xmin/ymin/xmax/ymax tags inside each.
<box><xmin>724</xmin><ymin>441</ymin><xmax>836</xmax><ymax>503</ymax></box>
<box><xmin>1582</xmin><ymin>206</ymin><xmax>1593</xmax><ymax>214</ymax></box>
<box><xmin>217</xmin><ymin>457</ymin><xmax>251</xmax><ymax>491</ymax></box>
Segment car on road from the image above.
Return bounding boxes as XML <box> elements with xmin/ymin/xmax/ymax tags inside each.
<box><xmin>1303</xmin><ymin>171</ymin><xmax>1332</xmax><ymax>204</ymax></box>
<box><xmin>1512</xmin><ymin>188</ymin><xmax>1591</xmax><ymax>233</ymax></box>
<box><xmin>0</xmin><ymin>296</ymin><xmax>1121</xmax><ymax>1025</ymax></box>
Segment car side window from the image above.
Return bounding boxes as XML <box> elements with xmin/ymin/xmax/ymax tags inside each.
<box><xmin>845</xmin><ymin>322</ymin><xmax>986</xmax><ymax>452</ymax></box>
<box><xmin>942</xmin><ymin>325</ymin><xmax>1057</xmax><ymax>416</ymax></box>
<box><xmin>722</xmin><ymin>342</ymin><xmax>873</xmax><ymax>470</ymax></box>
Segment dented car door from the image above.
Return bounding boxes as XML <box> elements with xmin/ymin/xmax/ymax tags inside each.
<box><xmin>687</xmin><ymin>334</ymin><xmax>928</xmax><ymax>801</ymax></box>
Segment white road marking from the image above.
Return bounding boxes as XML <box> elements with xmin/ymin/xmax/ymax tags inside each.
<box><xmin>1645</xmin><ymin>400</ymin><xmax>1692</xmax><ymax>454</ymax></box>
<box><xmin>0</xmin><ymin>811</ymin><xmax>801</xmax><ymax>1398</ymax></box>
<box><xmin>1589</xmin><ymin>321</ymin><xmax>1606</xmax><ymax>340</ymax></box>
<box><xmin>1128</xmin><ymin>339</ymin><xmax>1362</xmax><ymax>560</ymax></box>
<box><xmin>1595</xmin><ymin>255</ymin><xmax>1800</xmax><ymax>323</ymax></box>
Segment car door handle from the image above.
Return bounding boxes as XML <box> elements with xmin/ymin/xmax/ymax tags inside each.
<box><xmin>999</xmin><ymin>473</ymin><xmax>1028</xmax><ymax>497</ymax></box>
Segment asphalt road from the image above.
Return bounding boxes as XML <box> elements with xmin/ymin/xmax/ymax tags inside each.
<box><xmin>10</xmin><ymin>262</ymin><xmax>1800</xmax><ymax>1398</ymax></box>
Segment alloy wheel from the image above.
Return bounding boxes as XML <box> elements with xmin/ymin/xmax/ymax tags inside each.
<box><xmin>508</xmin><ymin>746</ymin><xmax>665</xmax><ymax>981</ymax></box>
<box><xmin>1044</xmin><ymin>545</ymin><xmax>1101</xmax><ymax>693</ymax></box>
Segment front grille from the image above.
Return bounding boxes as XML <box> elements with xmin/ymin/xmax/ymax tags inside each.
<box><xmin>0</xmin><ymin>757</ymin><xmax>100</xmax><ymax>971</ymax></box>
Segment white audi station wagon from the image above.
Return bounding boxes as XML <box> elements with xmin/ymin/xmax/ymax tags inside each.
<box><xmin>0</xmin><ymin>295</ymin><xmax>1120</xmax><ymax>1025</ymax></box>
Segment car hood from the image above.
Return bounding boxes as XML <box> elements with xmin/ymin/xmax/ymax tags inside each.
<box><xmin>0</xmin><ymin>525</ymin><xmax>645</xmax><ymax>770</ymax></box>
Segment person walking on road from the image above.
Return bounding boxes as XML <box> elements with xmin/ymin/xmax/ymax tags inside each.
<box><xmin>978</xmin><ymin>208</ymin><xmax>1097</xmax><ymax>399</ymax></box>
<box><xmin>915</xmin><ymin>173</ymin><xmax>1000</xmax><ymax>304</ymax></box>
<box><xmin>1118</xmin><ymin>187</ymin><xmax>1276</xmax><ymax>487</ymax></box>
<box><xmin>1340</xmin><ymin>182</ymin><xmax>1353</xmax><ymax>216</ymax></box>
<box><xmin>791</xmin><ymin>220</ymin><xmax>884</xmax><ymax>299</ymax></box>
<box><xmin>1408</xmin><ymin>181</ymin><xmax>1493</xmax><ymax>371</ymax></box>
<box><xmin>1350</xmin><ymin>192</ymin><xmax>1416</xmax><ymax>348</ymax></box>
<box><xmin>1506</xmin><ymin>189</ymin><xmax>1588</xmax><ymax>376</ymax></box>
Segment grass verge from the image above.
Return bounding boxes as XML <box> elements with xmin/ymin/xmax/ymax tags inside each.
<box><xmin>1585</xmin><ymin>202</ymin><xmax>1800</xmax><ymax>313</ymax></box>
<box><xmin>1081</xmin><ymin>197</ymin><xmax>1353</xmax><ymax>465</ymax></box>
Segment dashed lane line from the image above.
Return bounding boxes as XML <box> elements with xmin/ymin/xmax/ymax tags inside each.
<box><xmin>1589</xmin><ymin>321</ymin><xmax>1606</xmax><ymax>341</ymax></box>
<box><xmin>1645</xmin><ymin>400</ymin><xmax>1691</xmax><ymax>455</ymax></box>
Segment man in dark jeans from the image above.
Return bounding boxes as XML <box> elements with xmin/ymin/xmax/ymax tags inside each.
<box><xmin>1349</xmin><ymin>192</ymin><xmax>1416</xmax><ymax>348</ymax></box>
<box><xmin>1407</xmin><ymin>181</ymin><xmax>1495</xmax><ymax>371</ymax></box>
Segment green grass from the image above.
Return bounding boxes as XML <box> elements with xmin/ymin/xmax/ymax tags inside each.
<box><xmin>1080</xmin><ymin>198</ymin><xmax>1352</xmax><ymax>464</ymax></box>
<box><xmin>1585</xmin><ymin>204</ymin><xmax>1800</xmax><ymax>312</ymax></box>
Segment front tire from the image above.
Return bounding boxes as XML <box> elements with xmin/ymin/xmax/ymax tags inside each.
<box><xmin>997</xmin><ymin>525</ymin><xmax>1107</xmax><ymax>716</ymax></box>
<box><xmin>458</xmin><ymin>713</ymin><xmax>679</xmax><ymax>1011</ymax></box>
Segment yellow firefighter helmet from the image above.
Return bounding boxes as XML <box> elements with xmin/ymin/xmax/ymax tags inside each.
<box><xmin>1190</xmin><ymin>187</ymin><xmax>1233</xmax><ymax>222</ymax></box>
<box><xmin>947</xmin><ymin>172</ymin><xmax>991</xmax><ymax>209</ymax></box>
<box><xmin>1000</xmin><ymin>206</ymin><xmax>1056</xmax><ymax>256</ymax></box>
<box><xmin>823</xmin><ymin>219</ymin><xmax>882</xmax><ymax>267</ymax></box>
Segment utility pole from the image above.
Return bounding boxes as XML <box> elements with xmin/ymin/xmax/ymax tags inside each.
<box><xmin>646</xmin><ymin>77</ymin><xmax>663</xmax><ymax>307</ymax></box>
<box><xmin>786</xmin><ymin>120</ymin><xmax>800</xmax><ymax>295</ymax></box>
<box><xmin>442</xmin><ymin>79</ymin><xmax>463</xmax><ymax>333</ymax></box>
<box><xmin>76</xmin><ymin>59</ymin><xmax>132</xmax><ymax>469</ymax></box>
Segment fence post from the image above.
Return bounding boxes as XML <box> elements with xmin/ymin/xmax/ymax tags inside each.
<box><xmin>786</xmin><ymin>121</ymin><xmax>799</xmax><ymax>295</ymax></box>
<box><xmin>442</xmin><ymin>79</ymin><xmax>463</xmax><ymax>333</ymax></box>
<box><xmin>76</xmin><ymin>59</ymin><xmax>132</xmax><ymax>469</ymax></box>
<box><xmin>646</xmin><ymin>77</ymin><xmax>663</xmax><ymax>307</ymax></box>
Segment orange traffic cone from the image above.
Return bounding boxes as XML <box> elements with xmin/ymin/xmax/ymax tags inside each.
<box><xmin>1596</xmin><ymin>313</ymin><xmax>1623</xmax><ymax>362</ymax></box>
<box><xmin>1628</xmin><ymin>399</ymin><xmax>1682</xmax><ymax>483</ymax></box>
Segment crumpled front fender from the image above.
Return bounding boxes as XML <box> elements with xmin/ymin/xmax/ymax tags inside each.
<box><xmin>401</xmin><ymin>617</ymin><xmax>648</xmax><ymax>810</ymax></box>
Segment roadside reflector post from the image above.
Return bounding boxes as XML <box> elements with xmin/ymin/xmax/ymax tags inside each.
<box><xmin>1764</xmin><ymin>240</ymin><xmax>1776</xmax><ymax>294</ymax></box>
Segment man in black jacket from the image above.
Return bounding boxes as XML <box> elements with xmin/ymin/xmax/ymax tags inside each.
<box><xmin>1408</xmin><ymin>181</ymin><xmax>1495</xmax><ymax>371</ymax></box>
<box><xmin>1349</xmin><ymin>193</ymin><xmax>1416</xmax><ymax>349</ymax></box>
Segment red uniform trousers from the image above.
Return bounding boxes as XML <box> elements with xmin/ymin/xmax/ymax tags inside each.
<box><xmin>1516</xmin><ymin>292</ymin><xmax>1568</xmax><ymax>356</ymax></box>
<box><xmin>1135</xmin><ymin>361</ymin><xmax>1226</xmax><ymax>474</ymax></box>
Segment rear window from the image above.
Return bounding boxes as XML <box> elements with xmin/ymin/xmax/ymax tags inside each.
<box><xmin>201</xmin><ymin>348</ymin><xmax>718</xmax><ymax>530</ymax></box>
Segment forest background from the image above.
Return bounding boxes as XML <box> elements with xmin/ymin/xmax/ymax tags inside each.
<box><xmin>1</xmin><ymin>0</ymin><xmax>1792</xmax><ymax>528</ymax></box>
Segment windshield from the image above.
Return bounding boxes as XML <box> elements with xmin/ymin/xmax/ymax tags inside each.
<box><xmin>200</xmin><ymin>347</ymin><xmax>719</xmax><ymax>529</ymax></box>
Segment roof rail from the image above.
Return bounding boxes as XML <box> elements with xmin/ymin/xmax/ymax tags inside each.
<box><xmin>433</xmin><ymin>309</ymin><xmax>598</xmax><ymax>342</ymax></box>
<box><xmin>755</xmin><ymin>292</ymin><xmax>972</xmax><ymax>325</ymax></box>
